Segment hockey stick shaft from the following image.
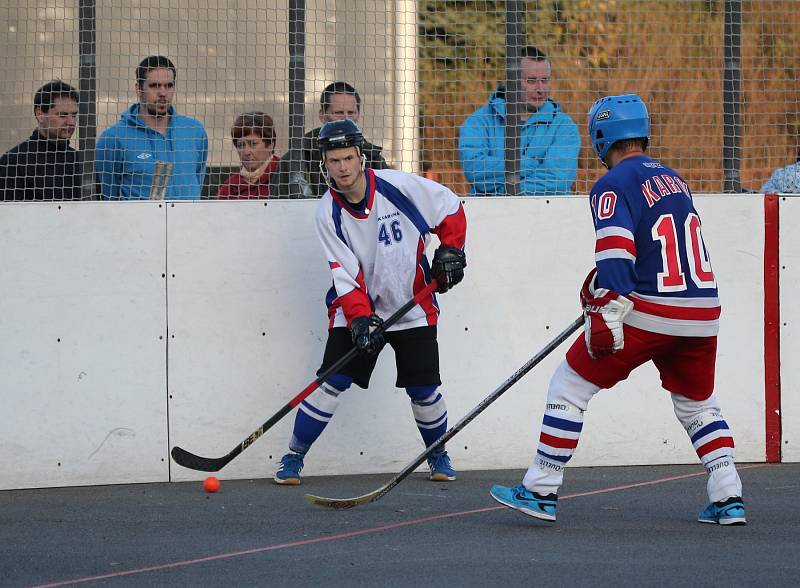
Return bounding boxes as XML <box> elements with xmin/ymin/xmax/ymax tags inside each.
<box><xmin>305</xmin><ymin>314</ymin><xmax>584</xmax><ymax>509</ymax></box>
<box><xmin>149</xmin><ymin>161</ymin><xmax>165</xmax><ymax>200</ymax></box>
<box><xmin>158</xmin><ymin>163</ymin><xmax>173</xmax><ymax>199</ymax></box>
<box><xmin>171</xmin><ymin>279</ymin><xmax>440</xmax><ymax>472</ymax></box>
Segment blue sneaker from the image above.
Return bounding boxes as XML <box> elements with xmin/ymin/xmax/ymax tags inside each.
<box><xmin>274</xmin><ymin>452</ymin><xmax>304</xmax><ymax>485</ymax></box>
<box><xmin>427</xmin><ymin>451</ymin><xmax>456</xmax><ymax>481</ymax></box>
<box><xmin>698</xmin><ymin>497</ymin><xmax>747</xmax><ymax>525</ymax></box>
<box><xmin>490</xmin><ymin>484</ymin><xmax>558</xmax><ymax>521</ymax></box>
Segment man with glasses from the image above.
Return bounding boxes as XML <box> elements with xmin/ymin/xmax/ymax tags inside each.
<box><xmin>270</xmin><ymin>81</ymin><xmax>389</xmax><ymax>198</ymax></box>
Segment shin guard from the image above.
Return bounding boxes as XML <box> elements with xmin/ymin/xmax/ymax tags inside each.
<box><xmin>671</xmin><ymin>393</ymin><xmax>742</xmax><ymax>502</ymax></box>
<box><xmin>290</xmin><ymin>374</ymin><xmax>352</xmax><ymax>453</ymax></box>
<box><xmin>406</xmin><ymin>385</ymin><xmax>448</xmax><ymax>448</ymax></box>
<box><xmin>523</xmin><ymin>361</ymin><xmax>599</xmax><ymax>495</ymax></box>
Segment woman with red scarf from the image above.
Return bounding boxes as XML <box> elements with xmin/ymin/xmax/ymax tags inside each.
<box><xmin>217</xmin><ymin>111</ymin><xmax>279</xmax><ymax>199</ymax></box>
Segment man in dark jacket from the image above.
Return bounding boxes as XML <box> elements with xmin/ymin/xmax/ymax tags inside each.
<box><xmin>0</xmin><ymin>80</ymin><xmax>84</xmax><ymax>201</ymax></box>
<box><xmin>270</xmin><ymin>81</ymin><xmax>389</xmax><ymax>198</ymax></box>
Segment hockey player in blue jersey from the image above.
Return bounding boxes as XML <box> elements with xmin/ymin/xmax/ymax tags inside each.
<box><xmin>274</xmin><ymin>119</ymin><xmax>468</xmax><ymax>485</ymax></box>
<box><xmin>490</xmin><ymin>94</ymin><xmax>746</xmax><ymax>525</ymax></box>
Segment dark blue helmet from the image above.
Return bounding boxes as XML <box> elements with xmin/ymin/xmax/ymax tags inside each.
<box><xmin>318</xmin><ymin>119</ymin><xmax>365</xmax><ymax>154</ymax></box>
<box><xmin>587</xmin><ymin>94</ymin><xmax>650</xmax><ymax>160</ymax></box>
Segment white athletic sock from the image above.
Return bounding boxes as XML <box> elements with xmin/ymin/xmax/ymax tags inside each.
<box><xmin>290</xmin><ymin>381</ymin><xmax>343</xmax><ymax>453</ymax></box>
<box><xmin>523</xmin><ymin>361</ymin><xmax>599</xmax><ymax>496</ymax></box>
<box><xmin>406</xmin><ymin>386</ymin><xmax>447</xmax><ymax>448</ymax></box>
<box><xmin>671</xmin><ymin>393</ymin><xmax>742</xmax><ymax>502</ymax></box>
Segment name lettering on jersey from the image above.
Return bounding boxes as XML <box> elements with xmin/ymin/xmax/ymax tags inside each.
<box><xmin>378</xmin><ymin>211</ymin><xmax>400</xmax><ymax>222</ymax></box>
<box><xmin>642</xmin><ymin>174</ymin><xmax>691</xmax><ymax>207</ymax></box>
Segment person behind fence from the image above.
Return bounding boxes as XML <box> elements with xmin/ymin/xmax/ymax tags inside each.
<box><xmin>270</xmin><ymin>81</ymin><xmax>389</xmax><ymax>198</ymax></box>
<box><xmin>760</xmin><ymin>149</ymin><xmax>800</xmax><ymax>194</ymax></box>
<box><xmin>273</xmin><ymin>119</ymin><xmax>467</xmax><ymax>485</ymax></box>
<box><xmin>0</xmin><ymin>80</ymin><xmax>84</xmax><ymax>201</ymax></box>
<box><xmin>95</xmin><ymin>55</ymin><xmax>208</xmax><ymax>200</ymax></box>
<box><xmin>489</xmin><ymin>94</ymin><xmax>746</xmax><ymax>526</ymax></box>
<box><xmin>459</xmin><ymin>46</ymin><xmax>580</xmax><ymax>196</ymax></box>
<box><xmin>216</xmin><ymin>112</ymin><xmax>279</xmax><ymax>199</ymax></box>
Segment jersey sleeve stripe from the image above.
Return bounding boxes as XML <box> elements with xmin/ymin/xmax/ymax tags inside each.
<box><xmin>596</xmin><ymin>235</ymin><xmax>637</xmax><ymax>256</ymax></box>
<box><xmin>375</xmin><ymin>175</ymin><xmax>431</xmax><ymax>237</ymax></box>
<box><xmin>596</xmin><ymin>226</ymin><xmax>635</xmax><ymax>240</ymax></box>
<box><xmin>433</xmin><ymin>204</ymin><xmax>467</xmax><ymax>249</ymax></box>
<box><xmin>595</xmin><ymin>249</ymin><xmax>636</xmax><ymax>262</ymax></box>
<box><xmin>413</xmin><ymin>238</ymin><xmax>439</xmax><ymax>325</ymax></box>
<box><xmin>331</xmin><ymin>268</ymin><xmax>372</xmax><ymax>325</ymax></box>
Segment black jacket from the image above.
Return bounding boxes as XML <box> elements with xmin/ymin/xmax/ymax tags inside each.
<box><xmin>0</xmin><ymin>130</ymin><xmax>84</xmax><ymax>201</ymax></box>
<box><xmin>269</xmin><ymin>126</ymin><xmax>389</xmax><ymax>198</ymax></box>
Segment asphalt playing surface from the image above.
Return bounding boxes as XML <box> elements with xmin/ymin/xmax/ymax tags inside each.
<box><xmin>2</xmin><ymin>463</ymin><xmax>798</xmax><ymax>587</ymax></box>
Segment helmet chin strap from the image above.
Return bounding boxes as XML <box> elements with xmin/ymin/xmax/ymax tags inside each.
<box><xmin>319</xmin><ymin>159</ymin><xmax>332</xmax><ymax>188</ymax></box>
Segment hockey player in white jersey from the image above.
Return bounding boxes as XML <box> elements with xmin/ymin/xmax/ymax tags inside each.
<box><xmin>274</xmin><ymin>119</ymin><xmax>468</xmax><ymax>485</ymax></box>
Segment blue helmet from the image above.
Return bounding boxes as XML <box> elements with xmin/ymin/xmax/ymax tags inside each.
<box><xmin>318</xmin><ymin>119</ymin><xmax>365</xmax><ymax>154</ymax></box>
<box><xmin>587</xmin><ymin>94</ymin><xmax>650</xmax><ymax>161</ymax></box>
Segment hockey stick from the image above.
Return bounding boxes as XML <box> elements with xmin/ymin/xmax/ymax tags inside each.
<box><xmin>149</xmin><ymin>161</ymin><xmax>172</xmax><ymax>200</ymax></box>
<box><xmin>170</xmin><ymin>279</ymin><xmax>440</xmax><ymax>472</ymax></box>
<box><xmin>305</xmin><ymin>314</ymin><xmax>583</xmax><ymax>509</ymax></box>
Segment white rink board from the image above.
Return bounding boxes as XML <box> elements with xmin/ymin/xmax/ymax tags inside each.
<box><xmin>167</xmin><ymin>196</ymin><xmax>766</xmax><ymax>482</ymax></box>
<box><xmin>779</xmin><ymin>197</ymin><xmax>800</xmax><ymax>462</ymax></box>
<box><xmin>164</xmin><ymin>200</ymin><xmax>333</xmax><ymax>482</ymax></box>
<box><xmin>0</xmin><ymin>202</ymin><xmax>168</xmax><ymax>490</ymax></box>
<box><xmin>0</xmin><ymin>195</ymin><xmax>770</xmax><ymax>489</ymax></box>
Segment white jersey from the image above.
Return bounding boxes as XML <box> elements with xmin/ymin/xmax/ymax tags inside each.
<box><xmin>315</xmin><ymin>168</ymin><xmax>467</xmax><ymax>331</ymax></box>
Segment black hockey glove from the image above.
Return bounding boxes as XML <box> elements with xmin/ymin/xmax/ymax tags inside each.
<box><xmin>431</xmin><ymin>246</ymin><xmax>467</xmax><ymax>293</ymax></box>
<box><xmin>350</xmin><ymin>314</ymin><xmax>386</xmax><ymax>356</ymax></box>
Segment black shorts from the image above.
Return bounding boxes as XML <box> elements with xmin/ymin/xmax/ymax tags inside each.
<box><xmin>318</xmin><ymin>326</ymin><xmax>440</xmax><ymax>389</ymax></box>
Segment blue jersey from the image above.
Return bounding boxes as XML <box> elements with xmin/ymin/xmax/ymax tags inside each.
<box><xmin>589</xmin><ymin>155</ymin><xmax>720</xmax><ymax>337</ymax></box>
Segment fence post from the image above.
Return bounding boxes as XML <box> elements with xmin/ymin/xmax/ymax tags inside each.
<box><xmin>287</xmin><ymin>0</ymin><xmax>308</xmax><ymax>198</ymax></box>
<box><xmin>723</xmin><ymin>0</ymin><xmax>742</xmax><ymax>193</ymax></box>
<box><xmin>504</xmin><ymin>0</ymin><xmax>524</xmax><ymax>197</ymax></box>
<box><xmin>78</xmin><ymin>0</ymin><xmax>97</xmax><ymax>200</ymax></box>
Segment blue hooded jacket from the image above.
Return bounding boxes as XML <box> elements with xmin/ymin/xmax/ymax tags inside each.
<box><xmin>459</xmin><ymin>88</ymin><xmax>580</xmax><ymax>196</ymax></box>
<box><xmin>96</xmin><ymin>104</ymin><xmax>208</xmax><ymax>200</ymax></box>
<box><xmin>761</xmin><ymin>160</ymin><xmax>800</xmax><ymax>194</ymax></box>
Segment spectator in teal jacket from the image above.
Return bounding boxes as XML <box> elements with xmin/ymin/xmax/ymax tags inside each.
<box><xmin>459</xmin><ymin>47</ymin><xmax>579</xmax><ymax>196</ymax></box>
<box><xmin>96</xmin><ymin>56</ymin><xmax>208</xmax><ymax>200</ymax></box>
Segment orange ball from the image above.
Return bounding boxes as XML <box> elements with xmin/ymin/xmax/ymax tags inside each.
<box><xmin>203</xmin><ymin>476</ymin><xmax>220</xmax><ymax>493</ymax></box>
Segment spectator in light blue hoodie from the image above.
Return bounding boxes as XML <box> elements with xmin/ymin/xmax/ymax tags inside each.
<box><xmin>459</xmin><ymin>46</ymin><xmax>579</xmax><ymax>196</ymax></box>
<box><xmin>761</xmin><ymin>150</ymin><xmax>800</xmax><ymax>194</ymax></box>
<box><xmin>96</xmin><ymin>56</ymin><xmax>208</xmax><ymax>200</ymax></box>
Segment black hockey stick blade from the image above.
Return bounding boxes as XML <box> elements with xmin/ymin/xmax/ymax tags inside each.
<box><xmin>305</xmin><ymin>314</ymin><xmax>583</xmax><ymax>509</ymax></box>
<box><xmin>170</xmin><ymin>280</ymin><xmax>440</xmax><ymax>472</ymax></box>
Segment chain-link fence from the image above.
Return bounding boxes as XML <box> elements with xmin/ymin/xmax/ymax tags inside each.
<box><xmin>1</xmin><ymin>0</ymin><xmax>798</xmax><ymax>200</ymax></box>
